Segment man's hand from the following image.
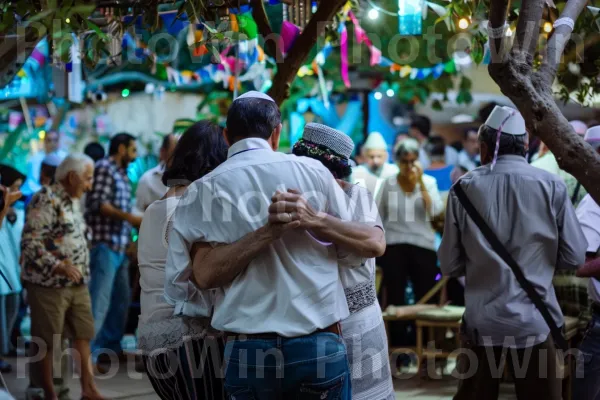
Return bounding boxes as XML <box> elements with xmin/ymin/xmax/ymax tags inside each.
<box><xmin>265</xmin><ymin>220</ymin><xmax>302</xmax><ymax>240</ymax></box>
<box><xmin>0</xmin><ymin>185</ymin><xmax>22</xmax><ymax>224</ymax></box>
<box><xmin>55</xmin><ymin>261</ymin><xmax>83</xmax><ymax>282</ymax></box>
<box><xmin>268</xmin><ymin>189</ymin><xmax>326</xmax><ymax>229</ymax></box>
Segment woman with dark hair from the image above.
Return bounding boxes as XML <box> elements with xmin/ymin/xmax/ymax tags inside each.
<box><xmin>292</xmin><ymin>123</ymin><xmax>395</xmax><ymax>400</ymax></box>
<box><xmin>136</xmin><ymin>120</ymin><xmax>228</xmax><ymax>400</ymax></box>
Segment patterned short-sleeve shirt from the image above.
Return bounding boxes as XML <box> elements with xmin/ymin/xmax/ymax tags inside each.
<box><xmin>21</xmin><ymin>184</ymin><xmax>90</xmax><ymax>288</ymax></box>
<box><xmin>85</xmin><ymin>158</ymin><xmax>132</xmax><ymax>253</ymax></box>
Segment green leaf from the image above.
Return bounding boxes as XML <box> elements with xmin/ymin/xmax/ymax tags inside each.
<box><xmin>69</xmin><ymin>5</ymin><xmax>97</xmax><ymax>16</ymax></box>
<box><xmin>432</xmin><ymin>99</ymin><xmax>443</xmax><ymax>111</ymax></box>
<box><xmin>86</xmin><ymin>20</ymin><xmax>107</xmax><ymax>40</ymax></box>
<box><xmin>459</xmin><ymin>76</ymin><xmax>472</xmax><ymax>90</ymax></box>
<box><xmin>27</xmin><ymin>9</ymin><xmax>55</xmax><ymax>23</ymax></box>
<box><xmin>207</xmin><ymin>43</ymin><xmax>221</xmax><ymax>63</ymax></box>
<box><xmin>471</xmin><ymin>36</ymin><xmax>484</xmax><ymax>65</ymax></box>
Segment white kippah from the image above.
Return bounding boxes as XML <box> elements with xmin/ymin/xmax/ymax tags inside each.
<box><xmin>303</xmin><ymin>123</ymin><xmax>354</xmax><ymax>159</ymax></box>
<box><xmin>553</xmin><ymin>17</ymin><xmax>575</xmax><ymax>30</ymax></box>
<box><xmin>235</xmin><ymin>91</ymin><xmax>275</xmax><ymax>102</ymax></box>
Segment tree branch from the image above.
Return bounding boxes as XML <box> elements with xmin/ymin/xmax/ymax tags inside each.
<box><xmin>267</xmin><ymin>0</ymin><xmax>346</xmax><ymax>105</ymax></box>
<box><xmin>251</xmin><ymin>0</ymin><xmax>284</xmax><ymax>63</ymax></box>
<box><xmin>488</xmin><ymin>0</ymin><xmax>511</xmax><ymax>64</ymax></box>
<box><xmin>511</xmin><ymin>0</ymin><xmax>545</xmax><ymax>64</ymax></box>
<box><xmin>537</xmin><ymin>0</ymin><xmax>588</xmax><ymax>84</ymax></box>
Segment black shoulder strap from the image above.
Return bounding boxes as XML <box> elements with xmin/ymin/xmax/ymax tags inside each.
<box><xmin>453</xmin><ymin>182</ymin><xmax>568</xmax><ymax>351</ymax></box>
<box><xmin>571</xmin><ymin>182</ymin><xmax>581</xmax><ymax>205</ymax></box>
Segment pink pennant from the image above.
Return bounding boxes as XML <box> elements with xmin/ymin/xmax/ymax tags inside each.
<box><xmin>370</xmin><ymin>46</ymin><xmax>382</xmax><ymax>66</ymax></box>
<box><xmin>348</xmin><ymin>11</ymin><xmax>373</xmax><ymax>46</ymax></box>
<box><xmin>281</xmin><ymin>21</ymin><xmax>301</xmax><ymax>54</ymax></box>
<box><xmin>341</xmin><ymin>25</ymin><xmax>350</xmax><ymax>88</ymax></box>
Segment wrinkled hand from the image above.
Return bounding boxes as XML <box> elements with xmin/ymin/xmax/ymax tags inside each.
<box><xmin>265</xmin><ymin>220</ymin><xmax>302</xmax><ymax>240</ymax></box>
<box><xmin>55</xmin><ymin>261</ymin><xmax>83</xmax><ymax>282</ymax></box>
<box><xmin>268</xmin><ymin>189</ymin><xmax>326</xmax><ymax>229</ymax></box>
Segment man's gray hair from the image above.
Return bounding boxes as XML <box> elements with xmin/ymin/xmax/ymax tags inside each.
<box><xmin>55</xmin><ymin>154</ymin><xmax>94</xmax><ymax>181</ymax></box>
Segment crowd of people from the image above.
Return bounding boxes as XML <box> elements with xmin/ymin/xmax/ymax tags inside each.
<box><xmin>0</xmin><ymin>93</ymin><xmax>598</xmax><ymax>400</ymax></box>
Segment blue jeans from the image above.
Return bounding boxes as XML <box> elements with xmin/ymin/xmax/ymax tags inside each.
<box><xmin>88</xmin><ymin>244</ymin><xmax>130</xmax><ymax>357</ymax></box>
<box><xmin>224</xmin><ymin>332</ymin><xmax>351</xmax><ymax>400</ymax></box>
<box><xmin>573</xmin><ymin>312</ymin><xmax>600</xmax><ymax>400</ymax></box>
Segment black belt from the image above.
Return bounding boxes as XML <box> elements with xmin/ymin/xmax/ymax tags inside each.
<box><xmin>592</xmin><ymin>302</ymin><xmax>600</xmax><ymax>316</ymax></box>
<box><xmin>226</xmin><ymin>322</ymin><xmax>342</xmax><ymax>341</ymax></box>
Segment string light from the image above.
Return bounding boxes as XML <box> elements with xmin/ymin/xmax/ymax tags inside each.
<box><xmin>387</xmin><ymin>89</ymin><xmax>395</xmax><ymax>97</ymax></box>
<box><xmin>374</xmin><ymin>92</ymin><xmax>383</xmax><ymax>100</ymax></box>
<box><xmin>121</xmin><ymin>88</ymin><xmax>130</xmax><ymax>98</ymax></box>
<box><xmin>458</xmin><ymin>18</ymin><xmax>469</xmax><ymax>30</ymax></box>
<box><xmin>65</xmin><ymin>18</ymin><xmax>71</xmax><ymax>23</ymax></box>
<box><xmin>543</xmin><ymin>22</ymin><xmax>553</xmax><ymax>33</ymax></box>
<box><xmin>368</xmin><ymin>8</ymin><xmax>380</xmax><ymax>20</ymax></box>
<box><xmin>38</xmin><ymin>130</ymin><xmax>46</xmax><ymax>140</ymax></box>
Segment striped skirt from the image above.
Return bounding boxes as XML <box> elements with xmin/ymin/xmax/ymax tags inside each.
<box><xmin>143</xmin><ymin>336</ymin><xmax>226</xmax><ymax>400</ymax></box>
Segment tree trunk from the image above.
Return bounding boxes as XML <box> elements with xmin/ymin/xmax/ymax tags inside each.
<box><xmin>267</xmin><ymin>0</ymin><xmax>347</xmax><ymax>105</ymax></box>
<box><xmin>487</xmin><ymin>0</ymin><xmax>600</xmax><ymax>204</ymax></box>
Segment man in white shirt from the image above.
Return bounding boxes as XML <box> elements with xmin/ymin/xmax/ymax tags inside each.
<box><xmin>409</xmin><ymin>115</ymin><xmax>459</xmax><ymax>168</ymax></box>
<box><xmin>352</xmin><ymin>131</ymin><xmax>399</xmax><ymax>197</ymax></box>
<box><xmin>135</xmin><ymin>133</ymin><xmax>179</xmax><ymax>212</ymax></box>
<box><xmin>572</xmin><ymin>126</ymin><xmax>600</xmax><ymax>400</ymax></box>
<box><xmin>166</xmin><ymin>92</ymin><xmax>385</xmax><ymax>399</ymax></box>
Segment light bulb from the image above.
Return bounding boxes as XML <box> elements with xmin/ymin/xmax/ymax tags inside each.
<box><xmin>39</xmin><ymin>130</ymin><xmax>46</xmax><ymax>140</ymax></box>
<box><xmin>368</xmin><ymin>8</ymin><xmax>379</xmax><ymax>20</ymax></box>
<box><xmin>458</xmin><ymin>18</ymin><xmax>469</xmax><ymax>30</ymax></box>
<box><xmin>386</xmin><ymin>89</ymin><xmax>395</xmax><ymax>97</ymax></box>
<box><xmin>374</xmin><ymin>92</ymin><xmax>383</xmax><ymax>100</ymax></box>
<box><xmin>543</xmin><ymin>22</ymin><xmax>553</xmax><ymax>33</ymax></box>
<box><xmin>122</xmin><ymin>88</ymin><xmax>130</xmax><ymax>98</ymax></box>
<box><xmin>65</xmin><ymin>18</ymin><xmax>71</xmax><ymax>24</ymax></box>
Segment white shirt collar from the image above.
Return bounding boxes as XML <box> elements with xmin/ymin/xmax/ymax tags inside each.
<box><xmin>227</xmin><ymin>137</ymin><xmax>272</xmax><ymax>159</ymax></box>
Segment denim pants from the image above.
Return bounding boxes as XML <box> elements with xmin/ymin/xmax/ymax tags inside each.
<box><xmin>573</xmin><ymin>312</ymin><xmax>600</xmax><ymax>400</ymax></box>
<box><xmin>88</xmin><ymin>244</ymin><xmax>130</xmax><ymax>357</ymax></box>
<box><xmin>224</xmin><ymin>332</ymin><xmax>351</xmax><ymax>400</ymax></box>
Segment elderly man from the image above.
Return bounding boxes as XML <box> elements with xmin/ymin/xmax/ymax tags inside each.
<box><xmin>135</xmin><ymin>133</ymin><xmax>179</xmax><ymax>212</ymax></box>
<box><xmin>439</xmin><ymin>106</ymin><xmax>586</xmax><ymax>400</ymax></box>
<box><xmin>166</xmin><ymin>92</ymin><xmax>385</xmax><ymax>399</ymax></box>
<box><xmin>21</xmin><ymin>154</ymin><xmax>105</xmax><ymax>400</ymax></box>
<box><xmin>352</xmin><ymin>131</ymin><xmax>399</xmax><ymax>197</ymax></box>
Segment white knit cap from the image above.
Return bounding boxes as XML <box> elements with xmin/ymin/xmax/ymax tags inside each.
<box><xmin>302</xmin><ymin>123</ymin><xmax>354</xmax><ymax>159</ymax></box>
<box><xmin>569</xmin><ymin>120</ymin><xmax>588</xmax><ymax>135</ymax></box>
<box><xmin>584</xmin><ymin>126</ymin><xmax>600</xmax><ymax>149</ymax></box>
<box><xmin>485</xmin><ymin>106</ymin><xmax>526</xmax><ymax>135</ymax></box>
<box><xmin>363</xmin><ymin>131</ymin><xmax>388</xmax><ymax>150</ymax></box>
<box><xmin>235</xmin><ymin>91</ymin><xmax>275</xmax><ymax>102</ymax></box>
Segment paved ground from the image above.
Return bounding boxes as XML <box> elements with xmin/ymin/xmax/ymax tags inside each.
<box><xmin>1</xmin><ymin>355</ymin><xmax>518</xmax><ymax>400</ymax></box>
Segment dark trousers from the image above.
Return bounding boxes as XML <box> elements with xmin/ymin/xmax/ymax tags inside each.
<box><xmin>573</xmin><ymin>312</ymin><xmax>600</xmax><ymax>400</ymax></box>
<box><xmin>378</xmin><ymin>243</ymin><xmax>439</xmax><ymax>346</ymax></box>
<box><xmin>454</xmin><ymin>337</ymin><xmax>562</xmax><ymax>400</ymax></box>
<box><xmin>143</xmin><ymin>337</ymin><xmax>226</xmax><ymax>400</ymax></box>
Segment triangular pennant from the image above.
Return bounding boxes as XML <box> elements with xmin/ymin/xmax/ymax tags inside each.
<box><xmin>400</xmin><ymin>65</ymin><xmax>412</xmax><ymax>78</ymax></box>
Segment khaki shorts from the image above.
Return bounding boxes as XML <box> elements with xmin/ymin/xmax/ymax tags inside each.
<box><xmin>27</xmin><ymin>283</ymin><xmax>95</xmax><ymax>348</ymax></box>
